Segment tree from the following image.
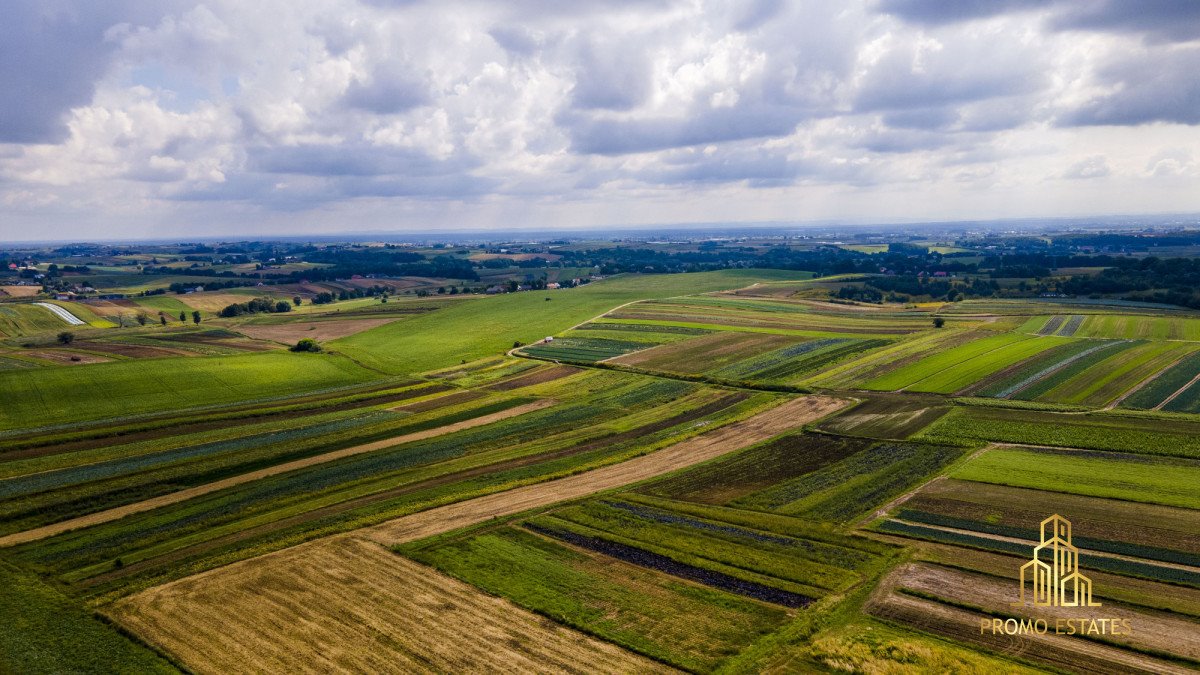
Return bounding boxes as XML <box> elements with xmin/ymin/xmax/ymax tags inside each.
<box><xmin>160</xmin><ymin>314</ymin><xmax>168</xmax><ymax>326</ymax></box>
<box><xmin>179</xmin><ymin>311</ymin><xmax>186</xmax><ymax>322</ymax></box>
<box><xmin>275</xmin><ymin>301</ymin><xmax>291</xmax><ymax>313</ymax></box>
<box><xmin>933</xmin><ymin>317</ymin><xmax>946</xmax><ymax>328</ymax></box>
<box><xmin>293</xmin><ymin>296</ymin><xmax>302</xmax><ymax>306</ymax></box>
<box><xmin>57</xmin><ymin>331</ymin><xmax>75</xmax><ymax>345</ymax></box>
<box><xmin>290</xmin><ymin>338</ymin><xmax>322</xmax><ymax>353</ymax></box>
<box><xmin>192</xmin><ymin>310</ymin><xmax>201</xmax><ymax>324</ymax></box>
<box><xmin>136</xmin><ymin>313</ymin><xmax>148</xmax><ymax>326</ymax></box>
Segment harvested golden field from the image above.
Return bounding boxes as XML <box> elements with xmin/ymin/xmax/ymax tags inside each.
<box><xmin>175</xmin><ymin>292</ymin><xmax>266</xmax><ymax>312</ymax></box>
<box><xmin>0</xmin><ymin>285</ymin><xmax>41</xmax><ymax>298</ymax></box>
<box><xmin>0</xmin><ymin>400</ymin><xmax>554</xmax><ymax>547</ymax></box>
<box><xmin>112</xmin><ymin>536</ymin><xmax>669</xmax><ymax>675</ymax></box>
<box><xmin>235</xmin><ymin>317</ymin><xmax>399</xmax><ymax>343</ymax></box>
<box><xmin>110</xmin><ymin>395</ymin><xmax>845</xmax><ymax>672</ymax></box>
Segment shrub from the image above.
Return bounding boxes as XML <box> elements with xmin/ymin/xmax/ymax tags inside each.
<box><xmin>290</xmin><ymin>338</ymin><xmax>322</xmax><ymax>353</ymax></box>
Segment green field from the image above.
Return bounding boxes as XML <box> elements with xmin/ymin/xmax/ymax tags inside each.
<box><xmin>919</xmin><ymin>405</ymin><xmax>1200</xmax><ymax>458</ymax></box>
<box><xmin>0</xmin><ymin>352</ymin><xmax>379</xmax><ymax>431</ymax></box>
<box><xmin>950</xmin><ymin>446</ymin><xmax>1200</xmax><ymax>509</ymax></box>
<box><xmin>333</xmin><ymin>270</ymin><xmax>811</xmax><ymax>375</ymax></box>
<box><xmin>0</xmin><ymin>560</ymin><xmax>174</xmax><ymax>673</ymax></box>
<box><xmin>5</xmin><ymin>254</ymin><xmax>1200</xmax><ymax>673</ymax></box>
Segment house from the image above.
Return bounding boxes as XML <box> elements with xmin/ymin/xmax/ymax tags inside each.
<box><xmin>543</xmin><ymin>336</ymin><xmax>554</xmax><ymax>343</ymax></box>
<box><xmin>485</xmin><ymin>285</ymin><xmax>504</xmax><ymax>294</ymax></box>
<box><xmin>546</xmin><ymin>282</ymin><xmax>561</xmax><ymax>289</ymax></box>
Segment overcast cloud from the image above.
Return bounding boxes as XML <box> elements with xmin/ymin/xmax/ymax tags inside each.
<box><xmin>1</xmin><ymin>0</ymin><xmax>1198</xmax><ymax>239</ymax></box>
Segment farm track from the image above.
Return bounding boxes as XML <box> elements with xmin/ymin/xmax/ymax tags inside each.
<box><xmin>112</xmin><ymin>396</ymin><xmax>846</xmax><ymax>673</ymax></box>
<box><xmin>1154</xmin><ymin>369</ymin><xmax>1200</xmax><ymax>411</ymax></box>
<box><xmin>364</xmin><ymin>395</ymin><xmax>846</xmax><ymax>544</ymax></box>
<box><xmin>0</xmin><ymin>400</ymin><xmax>554</xmax><ymax>547</ymax></box>
<box><xmin>112</xmin><ymin>536</ymin><xmax>671</xmax><ymax>675</ymax></box>
<box><xmin>1109</xmin><ymin>347</ymin><xmax>1196</xmax><ymax>409</ymax></box>
<box><xmin>81</xmin><ymin>393</ymin><xmax>750</xmax><ymax>587</ymax></box>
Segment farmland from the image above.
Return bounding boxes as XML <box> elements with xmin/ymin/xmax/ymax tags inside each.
<box><xmin>3</xmin><ymin>240</ymin><xmax>1200</xmax><ymax>673</ymax></box>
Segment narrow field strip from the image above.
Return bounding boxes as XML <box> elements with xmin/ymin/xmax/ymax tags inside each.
<box><xmin>34</xmin><ymin>302</ymin><xmax>86</xmax><ymax>326</ymax></box>
<box><xmin>363</xmin><ymin>395</ymin><xmax>847</xmax><ymax>544</ymax></box>
<box><xmin>1156</xmin><ymin>370</ymin><xmax>1200</xmax><ymax>411</ymax></box>
<box><xmin>0</xmin><ymin>400</ymin><xmax>554</xmax><ymax>547</ymax></box>
<box><xmin>995</xmin><ymin>341</ymin><xmax>1115</xmax><ymax>398</ymax></box>
<box><xmin>110</xmin><ymin>395</ymin><xmax>846</xmax><ymax>673</ymax></box>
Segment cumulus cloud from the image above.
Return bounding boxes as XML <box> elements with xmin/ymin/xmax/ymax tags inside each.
<box><xmin>0</xmin><ymin>0</ymin><xmax>1198</xmax><ymax>239</ymax></box>
<box><xmin>1062</xmin><ymin>155</ymin><xmax>1111</xmax><ymax>179</ymax></box>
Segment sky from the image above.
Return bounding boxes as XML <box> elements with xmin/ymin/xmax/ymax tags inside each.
<box><xmin>1</xmin><ymin>0</ymin><xmax>1199</xmax><ymax>240</ymax></box>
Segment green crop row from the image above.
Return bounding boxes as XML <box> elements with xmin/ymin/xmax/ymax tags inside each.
<box><xmin>919</xmin><ymin>406</ymin><xmax>1200</xmax><ymax>458</ymax></box>
<box><xmin>948</xmin><ymin>446</ymin><xmax>1200</xmax><ymax>510</ymax></box>
<box><xmin>875</xmin><ymin>520</ymin><xmax>1200</xmax><ymax>588</ymax></box>
<box><xmin>1123</xmin><ymin>350</ymin><xmax>1200</xmax><ymax>409</ymax></box>
<box><xmin>735</xmin><ymin>441</ymin><xmax>965</xmax><ymax>522</ymax></box>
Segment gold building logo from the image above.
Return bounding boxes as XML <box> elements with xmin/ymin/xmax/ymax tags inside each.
<box><xmin>1014</xmin><ymin>514</ymin><xmax>1100</xmax><ymax>607</ymax></box>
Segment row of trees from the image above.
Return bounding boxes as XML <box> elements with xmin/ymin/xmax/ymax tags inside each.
<box><xmin>219</xmin><ymin>297</ymin><xmax>292</xmax><ymax>317</ymax></box>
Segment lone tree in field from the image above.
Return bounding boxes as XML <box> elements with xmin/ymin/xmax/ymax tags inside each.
<box><xmin>179</xmin><ymin>310</ymin><xmax>186</xmax><ymax>322</ymax></box>
<box><xmin>933</xmin><ymin>317</ymin><xmax>946</xmax><ymax>328</ymax></box>
<box><xmin>192</xmin><ymin>310</ymin><xmax>201</xmax><ymax>324</ymax></box>
<box><xmin>57</xmin><ymin>331</ymin><xmax>74</xmax><ymax>345</ymax></box>
<box><xmin>290</xmin><ymin>338</ymin><xmax>322</xmax><ymax>353</ymax></box>
<box><xmin>136</xmin><ymin>313</ymin><xmax>148</xmax><ymax>326</ymax></box>
<box><xmin>293</xmin><ymin>296</ymin><xmax>302</xmax><ymax>306</ymax></box>
<box><xmin>160</xmin><ymin>314</ymin><xmax>167</xmax><ymax>326</ymax></box>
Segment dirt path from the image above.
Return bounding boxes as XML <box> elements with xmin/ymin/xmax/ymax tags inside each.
<box><xmin>112</xmin><ymin>536</ymin><xmax>672</xmax><ymax>675</ymax></box>
<box><xmin>1109</xmin><ymin>348</ymin><xmax>1194</xmax><ymax>410</ymax></box>
<box><xmin>0</xmin><ymin>400</ymin><xmax>554</xmax><ymax>548</ymax></box>
<box><xmin>365</xmin><ymin>395</ymin><xmax>846</xmax><ymax>544</ymax></box>
<box><xmin>1154</xmin><ymin>369</ymin><xmax>1200</xmax><ymax>411</ymax></box>
<box><xmin>111</xmin><ymin>395</ymin><xmax>845</xmax><ymax>673</ymax></box>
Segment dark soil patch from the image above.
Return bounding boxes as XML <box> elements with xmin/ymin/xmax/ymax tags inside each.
<box><xmin>526</xmin><ymin>523</ymin><xmax>813</xmax><ymax>607</ymax></box>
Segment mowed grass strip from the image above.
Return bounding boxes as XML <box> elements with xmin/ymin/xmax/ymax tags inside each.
<box><xmin>861</xmin><ymin>333</ymin><xmax>1034</xmax><ymax>392</ymax></box>
<box><xmin>950</xmin><ymin>446</ymin><xmax>1200</xmax><ymax>510</ymax></box>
